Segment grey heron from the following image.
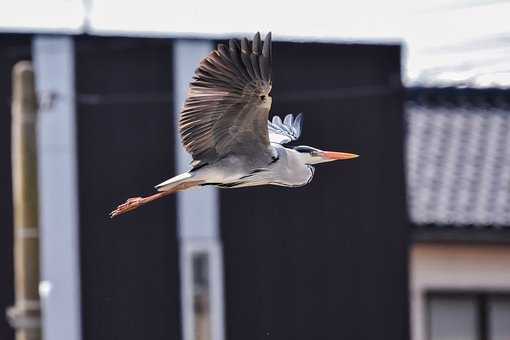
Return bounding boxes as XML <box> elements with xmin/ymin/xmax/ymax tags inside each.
<box><xmin>110</xmin><ymin>32</ymin><xmax>358</xmax><ymax>218</ymax></box>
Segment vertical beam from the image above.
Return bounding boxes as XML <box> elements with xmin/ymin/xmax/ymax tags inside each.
<box><xmin>8</xmin><ymin>61</ymin><xmax>41</xmax><ymax>340</ymax></box>
<box><xmin>32</xmin><ymin>36</ymin><xmax>82</xmax><ymax>340</ymax></box>
<box><xmin>173</xmin><ymin>40</ymin><xmax>225</xmax><ymax>340</ymax></box>
<box><xmin>477</xmin><ymin>294</ymin><xmax>488</xmax><ymax>340</ymax></box>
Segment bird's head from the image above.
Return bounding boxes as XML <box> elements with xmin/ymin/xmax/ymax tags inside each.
<box><xmin>293</xmin><ymin>145</ymin><xmax>359</xmax><ymax>165</ymax></box>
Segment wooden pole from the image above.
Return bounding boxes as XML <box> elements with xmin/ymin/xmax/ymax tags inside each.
<box><xmin>6</xmin><ymin>61</ymin><xmax>41</xmax><ymax>340</ymax></box>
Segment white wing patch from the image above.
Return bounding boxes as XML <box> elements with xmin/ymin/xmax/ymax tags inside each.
<box><xmin>268</xmin><ymin>113</ymin><xmax>303</xmax><ymax>145</ymax></box>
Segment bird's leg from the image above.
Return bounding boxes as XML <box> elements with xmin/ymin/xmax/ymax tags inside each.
<box><xmin>109</xmin><ymin>180</ymin><xmax>203</xmax><ymax>218</ymax></box>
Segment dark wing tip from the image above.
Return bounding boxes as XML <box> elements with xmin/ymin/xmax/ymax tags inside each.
<box><xmin>252</xmin><ymin>32</ymin><xmax>261</xmax><ymax>54</ymax></box>
<box><xmin>229</xmin><ymin>39</ymin><xmax>239</xmax><ymax>52</ymax></box>
<box><xmin>241</xmin><ymin>37</ymin><xmax>250</xmax><ymax>53</ymax></box>
<box><xmin>263</xmin><ymin>32</ymin><xmax>272</xmax><ymax>58</ymax></box>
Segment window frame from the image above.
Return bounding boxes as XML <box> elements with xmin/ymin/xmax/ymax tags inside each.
<box><xmin>425</xmin><ymin>290</ymin><xmax>510</xmax><ymax>340</ymax></box>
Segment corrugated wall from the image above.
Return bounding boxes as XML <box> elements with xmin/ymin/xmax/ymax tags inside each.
<box><xmin>220</xmin><ymin>42</ymin><xmax>409</xmax><ymax>340</ymax></box>
<box><xmin>0</xmin><ymin>35</ymin><xmax>409</xmax><ymax>340</ymax></box>
<box><xmin>75</xmin><ymin>36</ymin><xmax>181</xmax><ymax>340</ymax></box>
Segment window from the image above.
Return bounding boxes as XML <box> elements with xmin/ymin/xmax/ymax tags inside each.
<box><xmin>193</xmin><ymin>252</ymin><xmax>211</xmax><ymax>340</ymax></box>
<box><xmin>488</xmin><ymin>296</ymin><xmax>510</xmax><ymax>340</ymax></box>
<box><xmin>427</xmin><ymin>292</ymin><xmax>510</xmax><ymax>340</ymax></box>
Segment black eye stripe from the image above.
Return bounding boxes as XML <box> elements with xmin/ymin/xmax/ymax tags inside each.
<box><xmin>294</xmin><ymin>146</ymin><xmax>318</xmax><ymax>153</ymax></box>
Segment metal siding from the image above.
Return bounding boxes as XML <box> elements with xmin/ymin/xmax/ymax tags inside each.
<box><xmin>75</xmin><ymin>37</ymin><xmax>181</xmax><ymax>340</ymax></box>
<box><xmin>220</xmin><ymin>42</ymin><xmax>409</xmax><ymax>340</ymax></box>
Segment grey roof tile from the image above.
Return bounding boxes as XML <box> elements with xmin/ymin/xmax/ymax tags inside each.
<box><xmin>406</xmin><ymin>104</ymin><xmax>510</xmax><ymax>227</ymax></box>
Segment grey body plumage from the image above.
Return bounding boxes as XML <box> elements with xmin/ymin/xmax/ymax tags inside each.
<box><xmin>189</xmin><ymin>143</ymin><xmax>315</xmax><ymax>189</ymax></box>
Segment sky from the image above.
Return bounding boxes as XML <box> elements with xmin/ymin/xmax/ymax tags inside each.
<box><xmin>1</xmin><ymin>0</ymin><xmax>509</xmax><ymax>87</ymax></box>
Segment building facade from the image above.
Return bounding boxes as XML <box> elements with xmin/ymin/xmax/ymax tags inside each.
<box><xmin>406</xmin><ymin>88</ymin><xmax>510</xmax><ymax>340</ymax></box>
<box><xmin>0</xmin><ymin>34</ymin><xmax>408</xmax><ymax>340</ymax></box>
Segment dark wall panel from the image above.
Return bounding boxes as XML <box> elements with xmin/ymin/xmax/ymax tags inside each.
<box><xmin>76</xmin><ymin>37</ymin><xmax>180</xmax><ymax>340</ymax></box>
<box><xmin>0</xmin><ymin>34</ymin><xmax>32</xmax><ymax>340</ymax></box>
<box><xmin>220</xmin><ymin>42</ymin><xmax>408</xmax><ymax>340</ymax></box>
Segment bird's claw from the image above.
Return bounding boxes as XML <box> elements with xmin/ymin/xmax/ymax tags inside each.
<box><xmin>109</xmin><ymin>197</ymin><xmax>144</xmax><ymax>218</ymax></box>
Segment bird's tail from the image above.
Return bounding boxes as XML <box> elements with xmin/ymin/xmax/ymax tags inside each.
<box><xmin>154</xmin><ymin>172</ymin><xmax>194</xmax><ymax>191</ymax></box>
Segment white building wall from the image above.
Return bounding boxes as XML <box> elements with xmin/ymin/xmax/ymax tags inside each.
<box><xmin>33</xmin><ymin>35</ymin><xmax>82</xmax><ymax>340</ymax></box>
<box><xmin>173</xmin><ymin>40</ymin><xmax>225</xmax><ymax>340</ymax></box>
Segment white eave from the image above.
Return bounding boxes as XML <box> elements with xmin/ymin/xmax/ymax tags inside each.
<box><xmin>2</xmin><ymin>0</ymin><xmax>509</xmax><ymax>88</ymax></box>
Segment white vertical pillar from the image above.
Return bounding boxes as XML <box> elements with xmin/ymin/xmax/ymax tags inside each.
<box><xmin>33</xmin><ymin>35</ymin><xmax>82</xmax><ymax>340</ymax></box>
<box><xmin>173</xmin><ymin>40</ymin><xmax>225</xmax><ymax>340</ymax></box>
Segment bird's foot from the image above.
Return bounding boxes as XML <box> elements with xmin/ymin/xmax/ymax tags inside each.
<box><xmin>110</xmin><ymin>196</ymin><xmax>145</xmax><ymax>218</ymax></box>
<box><xmin>109</xmin><ymin>181</ymin><xmax>204</xmax><ymax>219</ymax></box>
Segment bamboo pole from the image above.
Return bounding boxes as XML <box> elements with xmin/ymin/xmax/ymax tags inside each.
<box><xmin>6</xmin><ymin>61</ymin><xmax>41</xmax><ymax>340</ymax></box>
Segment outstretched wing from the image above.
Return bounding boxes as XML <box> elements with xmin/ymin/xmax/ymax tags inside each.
<box><xmin>179</xmin><ymin>32</ymin><xmax>273</xmax><ymax>166</ymax></box>
<box><xmin>268</xmin><ymin>113</ymin><xmax>303</xmax><ymax>144</ymax></box>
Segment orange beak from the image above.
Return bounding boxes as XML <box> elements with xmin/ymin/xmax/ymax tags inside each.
<box><xmin>320</xmin><ymin>151</ymin><xmax>359</xmax><ymax>160</ymax></box>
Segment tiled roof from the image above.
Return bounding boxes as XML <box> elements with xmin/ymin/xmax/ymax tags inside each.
<box><xmin>406</xmin><ymin>88</ymin><xmax>510</xmax><ymax>227</ymax></box>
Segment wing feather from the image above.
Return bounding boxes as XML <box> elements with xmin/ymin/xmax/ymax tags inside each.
<box><xmin>179</xmin><ymin>32</ymin><xmax>273</xmax><ymax>164</ymax></box>
<box><xmin>268</xmin><ymin>113</ymin><xmax>303</xmax><ymax>144</ymax></box>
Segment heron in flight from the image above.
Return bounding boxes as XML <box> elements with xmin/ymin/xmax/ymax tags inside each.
<box><xmin>110</xmin><ymin>32</ymin><xmax>358</xmax><ymax>218</ymax></box>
